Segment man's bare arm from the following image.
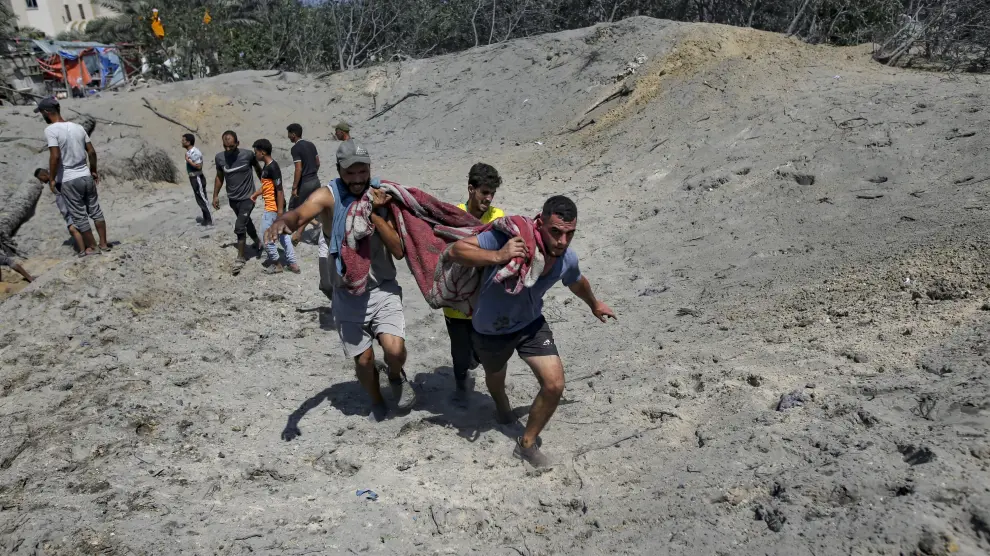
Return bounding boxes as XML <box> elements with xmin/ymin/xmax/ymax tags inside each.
<box><xmin>266</xmin><ymin>187</ymin><xmax>335</xmax><ymax>244</ymax></box>
<box><xmin>292</xmin><ymin>161</ymin><xmax>303</xmax><ymax>196</ymax></box>
<box><xmin>449</xmin><ymin>235</ymin><xmax>528</xmax><ymax>267</ymax></box>
<box><xmin>371</xmin><ymin>213</ymin><xmax>404</xmax><ymax>260</ymax></box>
<box><xmin>48</xmin><ymin>146</ymin><xmax>60</xmax><ymax>189</ymax></box>
<box><xmin>568</xmin><ymin>276</ymin><xmax>616</xmax><ymax>322</ymax></box>
<box><xmin>85</xmin><ymin>142</ymin><xmax>98</xmax><ymax>182</ymax></box>
<box><xmin>212</xmin><ymin>168</ymin><xmax>225</xmax><ymax>209</ymax></box>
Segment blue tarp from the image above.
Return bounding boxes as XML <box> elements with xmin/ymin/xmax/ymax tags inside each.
<box><xmin>33</xmin><ymin>40</ymin><xmax>125</xmax><ymax>88</ymax></box>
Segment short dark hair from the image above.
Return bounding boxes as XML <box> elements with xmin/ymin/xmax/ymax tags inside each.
<box><xmin>222</xmin><ymin>130</ymin><xmax>238</xmax><ymax>143</ymax></box>
<box><xmin>34</xmin><ymin>167</ymin><xmax>46</xmax><ymax>178</ymax></box>
<box><xmin>541</xmin><ymin>195</ymin><xmax>577</xmax><ymax>222</ymax></box>
<box><xmin>252</xmin><ymin>139</ymin><xmax>273</xmax><ymax>155</ymax></box>
<box><xmin>286</xmin><ymin>123</ymin><xmax>303</xmax><ymax>137</ymax></box>
<box><xmin>182</xmin><ymin>133</ymin><xmax>195</xmax><ymax>146</ymax></box>
<box><xmin>468</xmin><ymin>163</ymin><xmax>502</xmax><ymax>190</ymax></box>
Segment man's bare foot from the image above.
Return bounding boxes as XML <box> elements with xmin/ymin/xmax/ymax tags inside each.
<box><xmin>287</xmin><ymin>264</ymin><xmax>301</xmax><ymax>274</ymax></box>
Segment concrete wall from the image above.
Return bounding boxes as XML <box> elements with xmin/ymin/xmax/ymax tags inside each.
<box><xmin>11</xmin><ymin>0</ymin><xmax>108</xmax><ymax>38</ymax></box>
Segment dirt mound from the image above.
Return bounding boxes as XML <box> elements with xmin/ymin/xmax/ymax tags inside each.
<box><xmin>1</xmin><ymin>16</ymin><xmax>990</xmax><ymax>555</ymax></box>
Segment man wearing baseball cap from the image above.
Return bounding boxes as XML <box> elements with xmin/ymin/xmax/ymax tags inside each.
<box><xmin>267</xmin><ymin>140</ymin><xmax>416</xmax><ymax>423</ymax></box>
<box><xmin>36</xmin><ymin>97</ymin><xmax>110</xmax><ymax>256</ymax></box>
<box><xmin>334</xmin><ymin>122</ymin><xmax>351</xmax><ymax>142</ymax></box>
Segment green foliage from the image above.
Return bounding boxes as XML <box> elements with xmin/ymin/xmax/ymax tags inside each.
<box><xmin>59</xmin><ymin>0</ymin><xmax>990</xmax><ymax>77</ymax></box>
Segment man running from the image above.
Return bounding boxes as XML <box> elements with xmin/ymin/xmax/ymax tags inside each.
<box><xmin>266</xmin><ymin>140</ymin><xmax>416</xmax><ymax>421</ymax></box>
<box><xmin>250</xmin><ymin>139</ymin><xmax>298</xmax><ymax>274</ymax></box>
<box><xmin>182</xmin><ymin>133</ymin><xmax>212</xmax><ymax>226</ymax></box>
<box><xmin>38</xmin><ymin>97</ymin><xmax>110</xmax><ymax>256</ymax></box>
<box><xmin>212</xmin><ymin>130</ymin><xmax>263</xmax><ymax>275</ymax></box>
<box><xmin>448</xmin><ymin>195</ymin><xmax>615</xmax><ymax>467</ymax></box>
<box><xmin>34</xmin><ymin>168</ymin><xmax>85</xmax><ymax>253</ymax></box>
<box><xmin>443</xmin><ymin>163</ymin><xmax>505</xmax><ymax>396</ymax></box>
<box><xmin>286</xmin><ymin>123</ymin><xmax>321</xmax><ymax>245</ymax></box>
<box><xmin>334</xmin><ymin>122</ymin><xmax>351</xmax><ymax>142</ymax></box>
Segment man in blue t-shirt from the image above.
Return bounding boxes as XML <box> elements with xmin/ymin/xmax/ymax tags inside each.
<box><xmin>448</xmin><ymin>195</ymin><xmax>615</xmax><ymax>468</ymax></box>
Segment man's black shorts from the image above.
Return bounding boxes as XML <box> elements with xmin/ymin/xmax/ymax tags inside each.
<box><xmin>471</xmin><ymin>316</ymin><xmax>558</xmax><ymax>373</ymax></box>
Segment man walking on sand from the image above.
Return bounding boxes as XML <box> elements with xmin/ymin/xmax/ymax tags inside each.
<box><xmin>448</xmin><ymin>195</ymin><xmax>615</xmax><ymax>468</ymax></box>
<box><xmin>37</xmin><ymin>97</ymin><xmax>110</xmax><ymax>256</ymax></box>
<box><xmin>443</xmin><ymin>163</ymin><xmax>505</xmax><ymax>396</ymax></box>
<box><xmin>267</xmin><ymin>140</ymin><xmax>417</xmax><ymax>422</ymax></box>
<box><xmin>182</xmin><ymin>133</ymin><xmax>212</xmax><ymax>226</ymax></box>
<box><xmin>334</xmin><ymin>122</ymin><xmax>351</xmax><ymax>142</ymax></box>
<box><xmin>34</xmin><ymin>168</ymin><xmax>85</xmax><ymax>253</ymax></box>
<box><xmin>212</xmin><ymin>130</ymin><xmax>263</xmax><ymax>275</ymax></box>
<box><xmin>249</xmin><ymin>139</ymin><xmax>299</xmax><ymax>274</ymax></box>
<box><xmin>286</xmin><ymin>123</ymin><xmax>322</xmax><ymax>245</ymax></box>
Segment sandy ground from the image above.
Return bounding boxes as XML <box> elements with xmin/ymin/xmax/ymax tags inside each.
<box><xmin>1</xmin><ymin>17</ymin><xmax>990</xmax><ymax>555</ymax></box>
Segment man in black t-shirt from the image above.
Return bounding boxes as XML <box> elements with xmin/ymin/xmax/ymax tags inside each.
<box><xmin>286</xmin><ymin>123</ymin><xmax>321</xmax><ymax>244</ymax></box>
<box><xmin>212</xmin><ymin>130</ymin><xmax>263</xmax><ymax>275</ymax></box>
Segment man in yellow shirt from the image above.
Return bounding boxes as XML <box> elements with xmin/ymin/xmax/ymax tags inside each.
<box><xmin>444</xmin><ymin>163</ymin><xmax>505</xmax><ymax>396</ymax></box>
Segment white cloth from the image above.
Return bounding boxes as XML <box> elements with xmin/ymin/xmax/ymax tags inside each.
<box><xmin>44</xmin><ymin>122</ymin><xmax>91</xmax><ymax>183</ymax></box>
<box><xmin>186</xmin><ymin>146</ymin><xmax>203</xmax><ymax>174</ymax></box>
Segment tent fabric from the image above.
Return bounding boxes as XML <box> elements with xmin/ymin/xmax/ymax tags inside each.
<box><xmin>32</xmin><ymin>40</ymin><xmax>126</xmax><ymax>88</ymax></box>
<box><xmin>38</xmin><ymin>54</ymin><xmax>93</xmax><ymax>87</ymax></box>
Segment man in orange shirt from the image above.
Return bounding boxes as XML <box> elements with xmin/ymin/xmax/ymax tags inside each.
<box><xmin>251</xmin><ymin>139</ymin><xmax>299</xmax><ymax>274</ymax></box>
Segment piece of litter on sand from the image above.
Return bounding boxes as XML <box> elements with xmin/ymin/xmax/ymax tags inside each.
<box><xmin>535</xmin><ymin>141</ymin><xmax>543</xmax><ymax>145</ymax></box>
<box><xmin>777</xmin><ymin>389</ymin><xmax>808</xmax><ymax>411</ymax></box>
<box><xmin>357</xmin><ymin>489</ymin><xmax>379</xmax><ymax>501</ymax></box>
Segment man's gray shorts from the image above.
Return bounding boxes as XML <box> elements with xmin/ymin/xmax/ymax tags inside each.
<box><xmin>54</xmin><ymin>193</ymin><xmax>74</xmax><ymax>228</ymax></box>
<box><xmin>333</xmin><ymin>280</ymin><xmax>405</xmax><ymax>358</ymax></box>
<box><xmin>61</xmin><ymin>175</ymin><xmax>103</xmax><ymax>233</ymax></box>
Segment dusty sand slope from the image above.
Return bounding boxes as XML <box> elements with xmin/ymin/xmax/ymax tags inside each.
<box><xmin>1</xmin><ymin>17</ymin><xmax>990</xmax><ymax>555</ymax></box>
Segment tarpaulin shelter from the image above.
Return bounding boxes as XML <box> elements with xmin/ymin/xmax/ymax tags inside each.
<box><xmin>32</xmin><ymin>40</ymin><xmax>128</xmax><ymax>95</ymax></box>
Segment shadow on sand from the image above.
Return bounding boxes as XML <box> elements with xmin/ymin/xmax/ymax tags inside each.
<box><xmin>281</xmin><ymin>366</ymin><xmax>528</xmax><ymax>443</ymax></box>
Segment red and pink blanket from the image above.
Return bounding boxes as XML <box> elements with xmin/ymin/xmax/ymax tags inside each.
<box><xmin>339</xmin><ymin>181</ymin><xmax>545</xmax><ymax>315</ymax></box>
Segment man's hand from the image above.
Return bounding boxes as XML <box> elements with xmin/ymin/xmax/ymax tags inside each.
<box><xmin>291</xmin><ymin>187</ymin><xmax>299</xmax><ymax>198</ymax></box>
<box><xmin>212</xmin><ymin>196</ymin><xmax>220</xmax><ymax>210</ymax></box>
<box><xmin>265</xmin><ymin>219</ymin><xmax>292</xmax><ymax>244</ymax></box>
<box><xmin>592</xmin><ymin>301</ymin><xmax>616</xmax><ymax>323</ymax></box>
<box><xmin>495</xmin><ymin>236</ymin><xmax>528</xmax><ymax>264</ymax></box>
<box><xmin>370</xmin><ymin>188</ymin><xmax>392</xmax><ymax>209</ymax></box>
<box><xmin>91</xmin><ymin>170</ymin><xmax>99</xmax><ymax>184</ymax></box>
<box><xmin>250</xmin><ymin>192</ymin><xmax>260</xmax><ymax>203</ymax></box>
<box><xmin>49</xmin><ymin>181</ymin><xmax>57</xmax><ymax>194</ymax></box>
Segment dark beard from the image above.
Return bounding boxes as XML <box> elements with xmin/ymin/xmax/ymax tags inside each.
<box><xmin>346</xmin><ymin>180</ymin><xmax>371</xmax><ymax>196</ymax></box>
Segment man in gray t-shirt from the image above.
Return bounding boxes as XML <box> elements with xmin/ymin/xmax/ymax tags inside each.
<box><xmin>37</xmin><ymin>96</ymin><xmax>110</xmax><ymax>256</ymax></box>
<box><xmin>212</xmin><ymin>130</ymin><xmax>262</xmax><ymax>274</ymax></box>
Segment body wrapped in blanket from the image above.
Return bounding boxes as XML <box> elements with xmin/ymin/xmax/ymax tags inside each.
<box><xmin>336</xmin><ymin>180</ymin><xmax>546</xmax><ymax>316</ymax></box>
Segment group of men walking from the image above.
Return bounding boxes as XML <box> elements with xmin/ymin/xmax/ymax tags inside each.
<box><xmin>189</xmin><ymin>122</ymin><xmax>350</xmax><ymax>275</ymax></box>
<box><xmin>15</xmin><ymin>97</ymin><xmax>616</xmax><ymax>469</ymax></box>
<box><xmin>259</xmin><ymin>136</ymin><xmax>616</xmax><ymax>467</ymax></box>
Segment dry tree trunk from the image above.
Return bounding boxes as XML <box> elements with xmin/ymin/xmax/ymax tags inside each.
<box><xmin>0</xmin><ymin>115</ymin><xmax>95</xmax><ymax>256</ymax></box>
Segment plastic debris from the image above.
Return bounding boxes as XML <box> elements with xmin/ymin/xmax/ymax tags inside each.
<box><xmin>356</xmin><ymin>489</ymin><xmax>379</xmax><ymax>501</ymax></box>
